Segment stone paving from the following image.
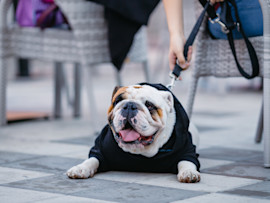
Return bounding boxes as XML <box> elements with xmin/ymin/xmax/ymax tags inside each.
<box><xmin>1</xmin><ymin>1</ymin><xmax>270</xmax><ymax>202</ymax></box>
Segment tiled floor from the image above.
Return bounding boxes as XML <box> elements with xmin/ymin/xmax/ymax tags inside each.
<box><xmin>0</xmin><ymin>113</ymin><xmax>269</xmax><ymax>202</ymax></box>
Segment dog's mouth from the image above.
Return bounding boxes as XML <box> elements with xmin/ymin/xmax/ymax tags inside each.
<box><xmin>115</xmin><ymin>122</ymin><xmax>156</xmax><ymax>146</ymax></box>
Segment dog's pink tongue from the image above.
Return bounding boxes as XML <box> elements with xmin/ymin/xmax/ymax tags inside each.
<box><xmin>119</xmin><ymin>129</ymin><xmax>140</xmax><ymax>142</ymax></box>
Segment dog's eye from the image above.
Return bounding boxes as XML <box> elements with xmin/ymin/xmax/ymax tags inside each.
<box><xmin>145</xmin><ymin>101</ymin><xmax>157</xmax><ymax>112</ymax></box>
<box><xmin>113</xmin><ymin>94</ymin><xmax>123</xmax><ymax>106</ymax></box>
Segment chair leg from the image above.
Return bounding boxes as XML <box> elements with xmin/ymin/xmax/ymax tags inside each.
<box><xmin>0</xmin><ymin>57</ymin><xmax>7</xmax><ymax>126</ymax></box>
<box><xmin>255</xmin><ymin>102</ymin><xmax>263</xmax><ymax>143</ymax></box>
<box><xmin>54</xmin><ymin>62</ymin><xmax>63</xmax><ymax>118</ymax></box>
<box><xmin>73</xmin><ymin>63</ymin><xmax>81</xmax><ymax>117</ymax></box>
<box><xmin>142</xmin><ymin>60</ymin><xmax>151</xmax><ymax>82</ymax></box>
<box><xmin>186</xmin><ymin>76</ymin><xmax>199</xmax><ymax>118</ymax></box>
<box><xmin>264</xmin><ymin>77</ymin><xmax>270</xmax><ymax>167</ymax></box>
<box><xmin>84</xmin><ymin>65</ymin><xmax>99</xmax><ymax>133</ymax></box>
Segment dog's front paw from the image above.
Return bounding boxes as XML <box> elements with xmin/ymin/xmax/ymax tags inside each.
<box><xmin>66</xmin><ymin>164</ymin><xmax>95</xmax><ymax>179</ymax></box>
<box><xmin>177</xmin><ymin>169</ymin><xmax>200</xmax><ymax>183</ymax></box>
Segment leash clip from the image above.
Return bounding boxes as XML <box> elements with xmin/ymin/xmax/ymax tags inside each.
<box><xmin>209</xmin><ymin>14</ymin><xmax>229</xmax><ymax>34</ymax></box>
<box><xmin>167</xmin><ymin>72</ymin><xmax>179</xmax><ymax>90</ymax></box>
<box><xmin>167</xmin><ymin>62</ymin><xmax>184</xmax><ymax>90</ymax></box>
<box><xmin>236</xmin><ymin>22</ymin><xmax>240</xmax><ymax>32</ymax></box>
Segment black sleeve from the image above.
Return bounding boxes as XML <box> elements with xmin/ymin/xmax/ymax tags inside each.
<box><xmin>180</xmin><ymin>132</ymin><xmax>200</xmax><ymax>171</ymax></box>
<box><xmin>88</xmin><ymin>125</ymin><xmax>110</xmax><ymax>172</ymax></box>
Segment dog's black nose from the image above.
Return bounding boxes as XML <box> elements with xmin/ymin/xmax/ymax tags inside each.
<box><xmin>121</xmin><ymin>102</ymin><xmax>138</xmax><ymax>118</ymax></box>
<box><xmin>123</xmin><ymin>102</ymin><xmax>137</xmax><ymax>111</ymax></box>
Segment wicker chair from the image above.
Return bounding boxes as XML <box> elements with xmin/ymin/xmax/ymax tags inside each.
<box><xmin>0</xmin><ymin>0</ymin><xmax>149</xmax><ymax>127</ymax></box>
<box><xmin>187</xmin><ymin>0</ymin><xmax>270</xmax><ymax>167</ymax></box>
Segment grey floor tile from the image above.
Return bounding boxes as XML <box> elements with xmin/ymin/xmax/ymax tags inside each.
<box><xmin>52</xmin><ymin>135</ymin><xmax>96</xmax><ymax>146</ymax></box>
<box><xmin>72</xmin><ymin>180</ymin><xmax>206</xmax><ymax>203</ymax></box>
<box><xmin>36</xmin><ymin>195</ymin><xmax>117</xmax><ymax>203</ymax></box>
<box><xmin>198</xmin><ymin>147</ymin><xmax>263</xmax><ymax>163</ymax></box>
<box><xmin>240</xmin><ymin>181</ymin><xmax>270</xmax><ymax>193</ymax></box>
<box><xmin>0</xmin><ymin>138</ymin><xmax>90</xmax><ymax>158</ymax></box>
<box><xmin>94</xmin><ymin>171</ymin><xmax>261</xmax><ymax>193</ymax></box>
<box><xmin>0</xmin><ymin>186</ymin><xmax>115</xmax><ymax>203</ymax></box>
<box><xmin>3</xmin><ymin>174</ymin><xmax>97</xmax><ymax>195</ymax></box>
<box><xmin>203</xmin><ymin>162</ymin><xmax>270</xmax><ymax>180</ymax></box>
<box><xmin>2</xmin><ymin>155</ymin><xmax>84</xmax><ymax>174</ymax></box>
<box><xmin>58</xmin><ymin>149</ymin><xmax>90</xmax><ymax>160</ymax></box>
<box><xmin>0</xmin><ymin>167</ymin><xmax>52</xmax><ymax>184</ymax></box>
<box><xmin>223</xmin><ymin>181</ymin><xmax>270</xmax><ymax>200</ymax></box>
<box><xmin>199</xmin><ymin>158</ymin><xmax>235</xmax><ymax>170</ymax></box>
<box><xmin>3</xmin><ymin>174</ymin><xmax>205</xmax><ymax>203</ymax></box>
<box><xmin>0</xmin><ymin>186</ymin><xmax>62</xmax><ymax>203</ymax></box>
<box><xmin>0</xmin><ymin>151</ymin><xmax>39</xmax><ymax>164</ymax></box>
<box><xmin>223</xmin><ymin>189</ymin><xmax>270</xmax><ymax>200</ymax></box>
<box><xmin>172</xmin><ymin>193</ymin><xmax>270</xmax><ymax>203</ymax></box>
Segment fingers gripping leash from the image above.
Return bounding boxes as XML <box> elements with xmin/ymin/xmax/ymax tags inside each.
<box><xmin>167</xmin><ymin>63</ymin><xmax>183</xmax><ymax>90</ymax></box>
<box><xmin>166</xmin><ymin>0</ymin><xmax>215</xmax><ymax>91</ymax></box>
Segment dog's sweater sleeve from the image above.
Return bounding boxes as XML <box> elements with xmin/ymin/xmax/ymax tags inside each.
<box><xmin>88</xmin><ymin>125</ymin><xmax>110</xmax><ymax>171</ymax></box>
<box><xmin>179</xmin><ymin>132</ymin><xmax>200</xmax><ymax>171</ymax></box>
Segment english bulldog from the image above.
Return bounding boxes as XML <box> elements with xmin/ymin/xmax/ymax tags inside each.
<box><xmin>67</xmin><ymin>83</ymin><xmax>200</xmax><ymax>183</ymax></box>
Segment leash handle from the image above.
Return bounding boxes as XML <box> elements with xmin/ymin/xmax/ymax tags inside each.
<box><xmin>224</xmin><ymin>0</ymin><xmax>260</xmax><ymax>79</ymax></box>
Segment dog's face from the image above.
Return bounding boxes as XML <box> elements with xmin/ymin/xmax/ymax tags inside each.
<box><xmin>108</xmin><ymin>85</ymin><xmax>176</xmax><ymax>157</ymax></box>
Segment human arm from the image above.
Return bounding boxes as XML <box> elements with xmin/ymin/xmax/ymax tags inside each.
<box><xmin>162</xmin><ymin>0</ymin><xmax>191</xmax><ymax>71</ymax></box>
<box><xmin>163</xmin><ymin>0</ymin><xmax>224</xmax><ymax>72</ymax></box>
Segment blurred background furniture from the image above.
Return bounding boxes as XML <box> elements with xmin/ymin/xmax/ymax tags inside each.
<box><xmin>13</xmin><ymin>0</ymin><xmax>30</xmax><ymax>78</ymax></box>
<box><xmin>0</xmin><ymin>0</ymin><xmax>149</xmax><ymax>127</ymax></box>
<box><xmin>260</xmin><ymin>0</ymin><xmax>270</xmax><ymax>167</ymax></box>
<box><xmin>187</xmin><ymin>0</ymin><xmax>269</xmax><ymax>167</ymax></box>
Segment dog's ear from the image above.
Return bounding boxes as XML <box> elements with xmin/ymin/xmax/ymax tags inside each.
<box><xmin>108</xmin><ymin>86</ymin><xmax>121</xmax><ymax>115</ymax></box>
<box><xmin>160</xmin><ymin>91</ymin><xmax>174</xmax><ymax>111</ymax></box>
<box><xmin>111</xmin><ymin>86</ymin><xmax>122</xmax><ymax>101</ymax></box>
<box><xmin>108</xmin><ymin>86</ymin><xmax>124</xmax><ymax>115</ymax></box>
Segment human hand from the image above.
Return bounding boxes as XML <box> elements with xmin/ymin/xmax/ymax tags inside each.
<box><xmin>210</xmin><ymin>0</ymin><xmax>224</xmax><ymax>4</ymax></box>
<box><xmin>168</xmin><ymin>34</ymin><xmax>192</xmax><ymax>74</ymax></box>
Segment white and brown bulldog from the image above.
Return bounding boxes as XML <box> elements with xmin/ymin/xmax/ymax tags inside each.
<box><xmin>67</xmin><ymin>83</ymin><xmax>200</xmax><ymax>183</ymax></box>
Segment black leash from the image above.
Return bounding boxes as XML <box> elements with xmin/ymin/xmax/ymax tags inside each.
<box><xmin>168</xmin><ymin>0</ymin><xmax>260</xmax><ymax>89</ymax></box>
<box><xmin>168</xmin><ymin>1</ymin><xmax>216</xmax><ymax>89</ymax></box>
<box><xmin>204</xmin><ymin>0</ymin><xmax>259</xmax><ymax>79</ymax></box>
<box><xmin>221</xmin><ymin>0</ymin><xmax>260</xmax><ymax>79</ymax></box>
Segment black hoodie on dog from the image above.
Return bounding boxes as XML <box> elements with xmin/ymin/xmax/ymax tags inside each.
<box><xmin>88</xmin><ymin>83</ymin><xmax>200</xmax><ymax>174</ymax></box>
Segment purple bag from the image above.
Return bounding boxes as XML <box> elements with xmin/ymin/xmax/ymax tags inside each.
<box><xmin>16</xmin><ymin>0</ymin><xmax>66</xmax><ymax>28</ymax></box>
